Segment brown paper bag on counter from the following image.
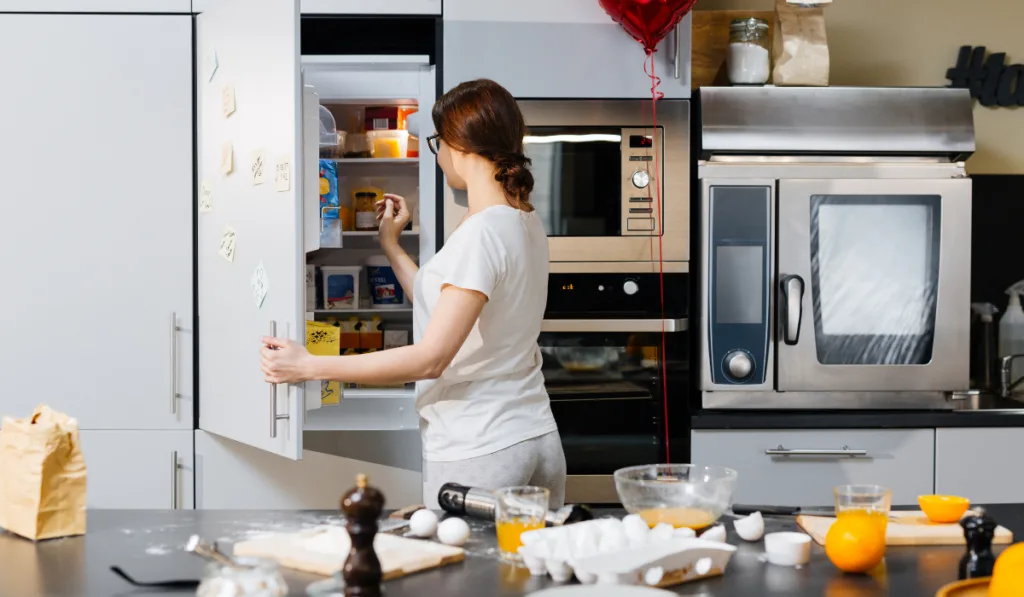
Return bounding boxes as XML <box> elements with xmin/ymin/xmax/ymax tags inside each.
<box><xmin>0</xmin><ymin>405</ymin><xmax>87</xmax><ymax>540</ymax></box>
<box><xmin>772</xmin><ymin>0</ymin><xmax>830</xmax><ymax>86</ymax></box>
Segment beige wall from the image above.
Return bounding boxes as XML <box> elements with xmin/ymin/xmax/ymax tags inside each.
<box><xmin>697</xmin><ymin>0</ymin><xmax>1023</xmax><ymax>172</ymax></box>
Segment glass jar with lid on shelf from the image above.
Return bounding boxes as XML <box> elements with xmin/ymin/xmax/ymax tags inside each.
<box><xmin>727</xmin><ymin>17</ymin><xmax>771</xmax><ymax>86</ymax></box>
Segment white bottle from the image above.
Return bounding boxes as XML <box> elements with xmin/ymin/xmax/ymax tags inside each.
<box><xmin>998</xmin><ymin>280</ymin><xmax>1024</xmax><ymax>386</ymax></box>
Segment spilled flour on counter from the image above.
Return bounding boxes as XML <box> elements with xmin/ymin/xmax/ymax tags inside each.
<box><xmin>144</xmin><ymin>544</ymin><xmax>174</xmax><ymax>556</ymax></box>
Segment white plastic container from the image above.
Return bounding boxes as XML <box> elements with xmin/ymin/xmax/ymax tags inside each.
<box><xmin>999</xmin><ymin>279</ymin><xmax>1024</xmax><ymax>385</ymax></box>
<box><xmin>321</xmin><ymin>266</ymin><xmax>361</xmax><ymax>310</ymax></box>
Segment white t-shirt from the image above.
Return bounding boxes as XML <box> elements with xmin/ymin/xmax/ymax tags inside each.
<box><xmin>413</xmin><ymin>205</ymin><xmax>558</xmax><ymax>462</ymax></box>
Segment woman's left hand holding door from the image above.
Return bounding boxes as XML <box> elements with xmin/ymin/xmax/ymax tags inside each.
<box><xmin>261</xmin><ymin>337</ymin><xmax>313</xmax><ymax>383</ymax></box>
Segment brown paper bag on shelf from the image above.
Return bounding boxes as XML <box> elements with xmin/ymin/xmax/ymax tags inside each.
<box><xmin>772</xmin><ymin>0</ymin><xmax>831</xmax><ymax>86</ymax></box>
<box><xmin>0</xmin><ymin>405</ymin><xmax>87</xmax><ymax>541</ymax></box>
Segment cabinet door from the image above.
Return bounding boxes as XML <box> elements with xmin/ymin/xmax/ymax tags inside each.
<box><xmin>78</xmin><ymin>430</ymin><xmax>194</xmax><ymax>509</ymax></box>
<box><xmin>443</xmin><ymin>0</ymin><xmax>691</xmax><ymax>99</ymax></box>
<box><xmin>0</xmin><ymin>14</ymin><xmax>193</xmax><ymax>430</ymax></box>
<box><xmin>691</xmin><ymin>429</ymin><xmax>935</xmax><ymax>506</ymax></box>
<box><xmin>0</xmin><ymin>0</ymin><xmax>190</xmax><ymax>11</ymax></box>
<box><xmin>936</xmin><ymin>428</ymin><xmax>1024</xmax><ymax>504</ymax></box>
<box><xmin>197</xmin><ymin>0</ymin><xmax>305</xmax><ymax>459</ymax></box>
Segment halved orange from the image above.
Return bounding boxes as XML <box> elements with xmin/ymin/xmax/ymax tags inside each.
<box><xmin>918</xmin><ymin>495</ymin><xmax>970</xmax><ymax>524</ymax></box>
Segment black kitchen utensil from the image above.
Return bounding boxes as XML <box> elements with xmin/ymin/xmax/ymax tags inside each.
<box><xmin>110</xmin><ymin>566</ymin><xmax>199</xmax><ymax>590</ymax></box>
<box><xmin>438</xmin><ymin>482</ymin><xmax>594</xmax><ymax>526</ymax></box>
<box><xmin>731</xmin><ymin>504</ymin><xmax>835</xmax><ymax>517</ymax></box>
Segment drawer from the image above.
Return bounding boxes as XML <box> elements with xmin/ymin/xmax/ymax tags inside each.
<box><xmin>936</xmin><ymin>428</ymin><xmax>1024</xmax><ymax>504</ymax></box>
<box><xmin>691</xmin><ymin>429</ymin><xmax>934</xmax><ymax>507</ymax></box>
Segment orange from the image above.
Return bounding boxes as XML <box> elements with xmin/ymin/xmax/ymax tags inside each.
<box><xmin>991</xmin><ymin>542</ymin><xmax>1024</xmax><ymax>597</ymax></box>
<box><xmin>825</xmin><ymin>513</ymin><xmax>887</xmax><ymax>573</ymax></box>
<box><xmin>918</xmin><ymin>495</ymin><xmax>970</xmax><ymax>523</ymax></box>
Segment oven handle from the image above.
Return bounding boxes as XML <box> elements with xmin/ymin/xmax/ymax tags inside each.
<box><xmin>541</xmin><ymin>319</ymin><xmax>688</xmax><ymax>333</ymax></box>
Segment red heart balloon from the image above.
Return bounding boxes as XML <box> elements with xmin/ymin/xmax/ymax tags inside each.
<box><xmin>599</xmin><ymin>0</ymin><xmax>699</xmax><ymax>54</ymax></box>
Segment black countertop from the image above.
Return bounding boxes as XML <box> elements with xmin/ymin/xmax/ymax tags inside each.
<box><xmin>2</xmin><ymin>507</ymin><xmax>1021</xmax><ymax>597</ymax></box>
<box><xmin>691</xmin><ymin>395</ymin><xmax>1024</xmax><ymax>429</ymax></box>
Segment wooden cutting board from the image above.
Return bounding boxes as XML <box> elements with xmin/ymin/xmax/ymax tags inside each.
<box><xmin>797</xmin><ymin>511</ymin><xmax>1014</xmax><ymax>546</ymax></box>
<box><xmin>233</xmin><ymin>525</ymin><xmax>464</xmax><ymax>578</ymax></box>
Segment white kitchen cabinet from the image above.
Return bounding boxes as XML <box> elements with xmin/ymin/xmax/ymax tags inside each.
<box><xmin>194</xmin><ymin>431</ymin><xmax>421</xmax><ymax>509</ymax></box>
<box><xmin>192</xmin><ymin>0</ymin><xmax>441</xmax><ymax>15</ymax></box>
<box><xmin>78</xmin><ymin>430</ymin><xmax>194</xmax><ymax>509</ymax></box>
<box><xmin>443</xmin><ymin>0</ymin><xmax>691</xmax><ymax>99</ymax></box>
<box><xmin>0</xmin><ymin>0</ymin><xmax>190</xmax><ymax>12</ymax></box>
<box><xmin>195</xmin><ymin>0</ymin><xmax>431</xmax><ymax>509</ymax></box>
<box><xmin>691</xmin><ymin>429</ymin><xmax>935</xmax><ymax>506</ymax></box>
<box><xmin>936</xmin><ymin>427</ymin><xmax>1024</xmax><ymax>504</ymax></box>
<box><xmin>0</xmin><ymin>13</ymin><xmax>193</xmax><ymax>431</ymax></box>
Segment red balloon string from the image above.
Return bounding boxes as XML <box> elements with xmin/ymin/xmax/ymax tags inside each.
<box><xmin>643</xmin><ymin>50</ymin><xmax>671</xmax><ymax>464</ymax></box>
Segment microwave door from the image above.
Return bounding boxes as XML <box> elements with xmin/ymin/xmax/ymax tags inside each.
<box><xmin>775</xmin><ymin>179</ymin><xmax>972</xmax><ymax>393</ymax></box>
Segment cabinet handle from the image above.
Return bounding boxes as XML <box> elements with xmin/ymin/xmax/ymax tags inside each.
<box><xmin>672</xmin><ymin>24</ymin><xmax>681</xmax><ymax>80</ymax></box>
<box><xmin>765</xmin><ymin>445</ymin><xmax>867</xmax><ymax>457</ymax></box>
<box><xmin>171</xmin><ymin>312</ymin><xmax>182</xmax><ymax>414</ymax></box>
<box><xmin>171</xmin><ymin>450</ymin><xmax>179</xmax><ymax>510</ymax></box>
<box><xmin>269</xmin><ymin>321</ymin><xmax>290</xmax><ymax>438</ymax></box>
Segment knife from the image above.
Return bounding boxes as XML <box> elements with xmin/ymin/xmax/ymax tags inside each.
<box><xmin>732</xmin><ymin>504</ymin><xmax>835</xmax><ymax>517</ymax></box>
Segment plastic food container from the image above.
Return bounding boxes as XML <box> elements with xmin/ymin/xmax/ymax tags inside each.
<box><xmin>321</xmin><ymin>266</ymin><xmax>362</xmax><ymax>310</ymax></box>
<box><xmin>367</xmin><ymin>130</ymin><xmax>409</xmax><ymax>159</ymax></box>
<box><xmin>366</xmin><ymin>255</ymin><xmax>405</xmax><ymax>308</ymax></box>
<box><xmin>318</xmin><ymin>105</ymin><xmax>340</xmax><ymax>158</ymax></box>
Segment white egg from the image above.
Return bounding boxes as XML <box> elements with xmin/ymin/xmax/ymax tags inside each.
<box><xmin>694</xmin><ymin>557</ymin><xmax>713</xmax><ymax>576</ymax></box>
<box><xmin>622</xmin><ymin>514</ymin><xmax>650</xmax><ymax>548</ymax></box>
<box><xmin>643</xmin><ymin>566</ymin><xmax>665</xmax><ymax>586</ymax></box>
<box><xmin>672</xmin><ymin>527</ymin><xmax>697</xmax><ymax>539</ymax></box>
<box><xmin>598</xmin><ymin>531</ymin><xmax>628</xmax><ymax>554</ymax></box>
<box><xmin>435</xmin><ymin>517</ymin><xmax>470</xmax><ymax>546</ymax></box>
<box><xmin>522</xmin><ymin>553</ymin><xmax>547</xmax><ymax>576</ymax></box>
<box><xmin>649</xmin><ymin>523</ymin><xmax>674</xmax><ymax>544</ymax></box>
<box><xmin>733</xmin><ymin>511</ymin><xmax>765</xmax><ymax>542</ymax></box>
<box><xmin>701</xmin><ymin>524</ymin><xmax>727</xmax><ymax>543</ymax></box>
<box><xmin>408</xmin><ymin>509</ymin><xmax>439</xmax><ymax>538</ymax></box>
<box><xmin>572</xmin><ymin>527</ymin><xmax>599</xmax><ymax>559</ymax></box>
<box><xmin>546</xmin><ymin>558</ymin><xmax>574</xmax><ymax>583</ymax></box>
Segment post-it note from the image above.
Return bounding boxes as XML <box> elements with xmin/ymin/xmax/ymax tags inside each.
<box><xmin>218</xmin><ymin>226</ymin><xmax>237</xmax><ymax>263</ymax></box>
<box><xmin>251</xmin><ymin>150</ymin><xmax>267</xmax><ymax>185</ymax></box>
<box><xmin>222</xmin><ymin>85</ymin><xmax>236</xmax><ymax>118</ymax></box>
<box><xmin>221</xmin><ymin>142</ymin><xmax>233</xmax><ymax>175</ymax></box>
<box><xmin>251</xmin><ymin>261</ymin><xmax>269</xmax><ymax>308</ymax></box>
<box><xmin>199</xmin><ymin>181</ymin><xmax>213</xmax><ymax>212</ymax></box>
<box><xmin>275</xmin><ymin>155</ymin><xmax>291</xmax><ymax>192</ymax></box>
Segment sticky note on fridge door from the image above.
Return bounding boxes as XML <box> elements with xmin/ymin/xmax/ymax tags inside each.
<box><xmin>218</xmin><ymin>226</ymin><xmax>237</xmax><ymax>263</ymax></box>
<box><xmin>221</xmin><ymin>142</ymin><xmax>233</xmax><ymax>175</ymax></box>
<box><xmin>206</xmin><ymin>50</ymin><xmax>218</xmax><ymax>82</ymax></box>
<box><xmin>251</xmin><ymin>261</ymin><xmax>269</xmax><ymax>308</ymax></box>
<box><xmin>275</xmin><ymin>155</ymin><xmax>291</xmax><ymax>192</ymax></box>
<box><xmin>222</xmin><ymin>85</ymin><xmax>236</xmax><ymax>117</ymax></box>
<box><xmin>251</xmin><ymin>149</ymin><xmax>267</xmax><ymax>185</ymax></box>
<box><xmin>199</xmin><ymin>181</ymin><xmax>213</xmax><ymax>212</ymax></box>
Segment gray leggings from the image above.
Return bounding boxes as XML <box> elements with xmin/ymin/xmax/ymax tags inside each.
<box><xmin>422</xmin><ymin>431</ymin><xmax>567</xmax><ymax>510</ymax></box>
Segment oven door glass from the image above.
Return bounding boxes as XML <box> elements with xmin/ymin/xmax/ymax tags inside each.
<box><xmin>524</xmin><ymin>126</ymin><xmax>623</xmax><ymax>237</ymax></box>
<box><xmin>539</xmin><ymin>330</ymin><xmax>686</xmax><ymax>503</ymax></box>
<box><xmin>776</xmin><ymin>179</ymin><xmax>971</xmax><ymax>392</ymax></box>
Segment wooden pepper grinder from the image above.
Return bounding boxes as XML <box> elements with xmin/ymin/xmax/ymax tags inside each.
<box><xmin>341</xmin><ymin>473</ymin><xmax>385</xmax><ymax>597</ymax></box>
<box><xmin>959</xmin><ymin>507</ymin><xmax>997</xmax><ymax>580</ymax></box>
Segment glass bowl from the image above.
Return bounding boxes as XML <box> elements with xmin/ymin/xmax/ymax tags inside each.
<box><xmin>552</xmin><ymin>346</ymin><xmax>619</xmax><ymax>372</ymax></box>
<box><xmin>613</xmin><ymin>464</ymin><xmax>738</xmax><ymax>530</ymax></box>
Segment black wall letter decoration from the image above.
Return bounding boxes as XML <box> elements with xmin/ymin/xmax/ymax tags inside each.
<box><xmin>947</xmin><ymin>45</ymin><xmax>1024</xmax><ymax>108</ymax></box>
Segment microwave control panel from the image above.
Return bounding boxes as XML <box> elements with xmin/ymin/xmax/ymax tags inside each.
<box><xmin>621</xmin><ymin>127</ymin><xmax>663</xmax><ymax>237</ymax></box>
<box><xmin>704</xmin><ymin>184</ymin><xmax>773</xmax><ymax>388</ymax></box>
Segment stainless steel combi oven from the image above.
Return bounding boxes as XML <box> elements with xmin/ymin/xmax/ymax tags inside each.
<box><xmin>696</xmin><ymin>87</ymin><xmax>976</xmax><ymax>410</ymax></box>
<box><xmin>443</xmin><ymin>99</ymin><xmax>690</xmax><ymax>273</ymax></box>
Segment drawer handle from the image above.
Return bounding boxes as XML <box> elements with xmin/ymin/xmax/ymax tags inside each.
<box><xmin>765</xmin><ymin>445</ymin><xmax>867</xmax><ymax>457</ymax></box>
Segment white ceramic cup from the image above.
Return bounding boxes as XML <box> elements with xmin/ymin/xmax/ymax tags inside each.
<box><xmin>764</xmin><ymin>532</ymin><xmax>812</xmax><ymax>566</ymax></box>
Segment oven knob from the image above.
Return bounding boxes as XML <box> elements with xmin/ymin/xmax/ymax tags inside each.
<box><xmin>726</xmin><ymin>351</ymin><xmax>754</xmax><ymax>380</ymax></box>
<box><xmin>631</xmin><ymin>169</ymin><xmax>650</xmax><ymax>189</ymax></box>
<box><xmin>623</xmin><ymin>280</ymin><xmax>639</xmax><ymax>295</ymax></box>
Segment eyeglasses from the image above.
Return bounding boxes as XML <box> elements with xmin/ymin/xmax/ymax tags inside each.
<box><xmin>426</xmin><ymin>134</ymin><xmax>441</xmax><ymax>156</ymax></box>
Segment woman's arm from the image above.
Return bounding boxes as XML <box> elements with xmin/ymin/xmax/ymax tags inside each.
<box><xmin>377</xmin><ymin>193</ymin><xmax>418</xmax><ymax>300</ymax></box>
<box><xmin>261</xmin><ymin>284</ymin><xmax>486</xmax><ymax>385</ymax></box>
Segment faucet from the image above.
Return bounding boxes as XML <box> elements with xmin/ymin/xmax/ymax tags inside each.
<box><xmin>1000</xmin><ymin>355</ymin><xmax>1024</xmax><ymax>398</ymax></box>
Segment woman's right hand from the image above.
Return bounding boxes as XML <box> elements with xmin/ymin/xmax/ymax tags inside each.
<box><xmin>377</xmin><ymin>193</ymin><xmax>411</xmax><ymax>249</ymax></box>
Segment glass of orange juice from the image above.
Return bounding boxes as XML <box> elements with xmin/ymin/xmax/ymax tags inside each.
<box><xmin>495</xmin><ymin>486</ymin><xmax>549</xmax><ymax>562</ymax></box>
<box><xmin>834</xmin><ymin>484</ymin><xmax>892</xmax><ymax>536</ymax></box>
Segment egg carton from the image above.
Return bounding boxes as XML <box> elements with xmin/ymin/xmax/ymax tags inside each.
<box><xmin>517</xmin><ymin>517</ymin><xmax>736</xmax><ymax>587</ymax></box>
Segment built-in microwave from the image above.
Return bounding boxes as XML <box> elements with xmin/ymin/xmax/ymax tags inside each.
<box><xmin>443</xmin><ymin>100</ymin><xmax>690</xmax><ymax>273</ymax></box>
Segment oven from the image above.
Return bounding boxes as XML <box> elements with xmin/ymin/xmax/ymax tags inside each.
<box><xmin>442</xmin><ymin>100</ymin><xmax>690</xmax><ymax>273</ymax></box>
<box><xmin>539</xmin><ymin>272</ymin><xmax>690</xmax><ymax>504</ymax></box>
<box><xmin>695</xmin><ymin>87</ymin><xmax>975</xmax><ymax>410</ymax></box>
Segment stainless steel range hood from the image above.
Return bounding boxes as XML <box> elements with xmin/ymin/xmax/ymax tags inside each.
<box><xmin>698</xmin><ymin>86</ymin><xmax>976</xmax><ymax>161</ymax></box>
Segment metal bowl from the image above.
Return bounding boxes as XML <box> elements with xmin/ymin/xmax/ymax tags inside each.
<box><xmin>613</xmin><ymin>464</ymin><xmax>738</xmax><ymax>529</ymax></box>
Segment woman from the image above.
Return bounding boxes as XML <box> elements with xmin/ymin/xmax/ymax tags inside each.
<box><xmin>261</xmin><ymin>79</ymin><xmax>566</xmax><ymax>509</ymax></box>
